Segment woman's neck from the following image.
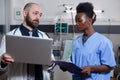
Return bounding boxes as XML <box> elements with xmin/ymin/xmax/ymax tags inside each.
<box><xmin>84</xmin><ymin>26</ymin><xmax>95</xmax><ymax>36</ymax></box>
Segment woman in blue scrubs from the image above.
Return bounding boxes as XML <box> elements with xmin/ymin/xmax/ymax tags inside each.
<box><xmin>71</xmin><ymin>2</ymin><xmax>116</xmax><ymax>80</ymax></box>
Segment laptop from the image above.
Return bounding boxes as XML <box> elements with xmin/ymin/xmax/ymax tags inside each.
<box><xmin>6</xmin><ymin>35</ymin><xmax>53</xmax><ymax>65</ymax></box>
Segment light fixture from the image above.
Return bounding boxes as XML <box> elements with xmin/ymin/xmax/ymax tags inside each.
<box><xmin>94</xmin><ymin>10</ymin><xmax>104</xmax><ymax>13</ymax></box>
<box><xmin>64</xmin><ymin>9</ymin><xmax>104</xmax><ymax>14</ymax></box>
<box><xmin>64</xmin><ymin>10</ymin><xmax>76</xmax><ymax>13</ymax></box>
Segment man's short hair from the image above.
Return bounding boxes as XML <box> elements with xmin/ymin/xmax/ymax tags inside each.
<box><xmin>23</xmin><ymin>2</ymin><xmax>38</xmax><ymax>11</ymax></box>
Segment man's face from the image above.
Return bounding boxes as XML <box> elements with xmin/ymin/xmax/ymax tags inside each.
<box><xmin>25</xmin><ymin>12</ymin><xmax>39</xmax><ymax>29</ymax></box>
<box><xmin>24</xmin><ymin>4</ymin><xmax>42</xmax><ymax>28</ymax></box>
<box><xmin>75</xmin><ymin>13</ymin><xmax>91</xmax><ymax>31</ymax></box>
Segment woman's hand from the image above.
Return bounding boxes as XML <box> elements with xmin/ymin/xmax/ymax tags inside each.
<box><xmin>81</xmin><ymin>66</ymin><xmax>91</xmax><ymax>76</ymax></box>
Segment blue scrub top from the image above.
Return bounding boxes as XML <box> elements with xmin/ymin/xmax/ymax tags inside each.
<box><xmin>71</xmin><ymin>32</ymin><xmax>116</xmax><ymax>80</ymax></box>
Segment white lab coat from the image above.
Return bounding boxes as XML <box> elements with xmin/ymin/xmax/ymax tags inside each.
<box><xmin>0</xmin><ymin>27</ymin><xmax>54</xmax><ymax>80</ymax></box>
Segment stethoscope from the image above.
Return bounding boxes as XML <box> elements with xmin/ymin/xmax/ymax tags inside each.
<box><xmin>13</xmin><ymin>25</ymin><xmax>43</xmax><ymax>37</ymax></box>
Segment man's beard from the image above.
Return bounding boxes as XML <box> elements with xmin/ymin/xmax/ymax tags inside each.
<box><xmin>25</xmin><ymin>14</ymin><xmax>39</xmax><ymax>29</ymax></box>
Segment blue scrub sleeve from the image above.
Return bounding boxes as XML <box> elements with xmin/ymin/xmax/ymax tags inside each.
<box><xmin>99</xmin><ymin>40</ymin><xmax>116</xmax><ymax>67</ymax></box>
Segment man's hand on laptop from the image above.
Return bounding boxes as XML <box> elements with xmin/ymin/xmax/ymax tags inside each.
<box><xmin>1</xmin><ymin>53</ymin><xmax>14</xmax><ymax>68</ymax></box>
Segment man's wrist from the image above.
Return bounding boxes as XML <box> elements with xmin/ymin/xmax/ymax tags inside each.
<box><xmin>1</xmin><ymin>61</ymin><xmax>7</xmax><ymax>68</ymax></box>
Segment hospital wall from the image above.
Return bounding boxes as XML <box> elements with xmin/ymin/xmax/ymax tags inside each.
<box><xmin>0</xmin><ymin>0</ymin><xmax>120</xmax><ymax>80</ymax></box>
<box><xmin>2</xmin><ymin>0</ymin><xmax>120</xmax><ymax>25</ymax></box>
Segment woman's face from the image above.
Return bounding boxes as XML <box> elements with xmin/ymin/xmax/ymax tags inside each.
<box><xmin>75</xmin><ymin>13</ymin><xmax>91</xmax><ymax>31</ymax></box>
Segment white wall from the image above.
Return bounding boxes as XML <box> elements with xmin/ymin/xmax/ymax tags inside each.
<box><xmin>6</xmin><ymin>0</ymin><xmax>120</xmax><ymax>25</ymax></box>
<box><xmin>0</xmin><ymin>0</ymin><xmax>5</xmax><ymax>24</ymax></box>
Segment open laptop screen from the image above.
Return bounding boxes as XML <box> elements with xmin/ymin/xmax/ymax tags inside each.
<box><xmin>6</xmin><ymin>35</ymin><xmax>53</xmax><ymax>65</ymax></box>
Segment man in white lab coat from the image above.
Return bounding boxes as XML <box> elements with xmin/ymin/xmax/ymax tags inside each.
<box><xmin>0</xmin><ymin>2</ymin><xmax>54</xmax><ymax>80</ymax></box>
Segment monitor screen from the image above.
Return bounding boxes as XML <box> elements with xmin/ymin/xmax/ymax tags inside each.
<box><xmin>55</xmin><ymin>23</ymin><xmax>68</xmax><ymax>33</ymax></box>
